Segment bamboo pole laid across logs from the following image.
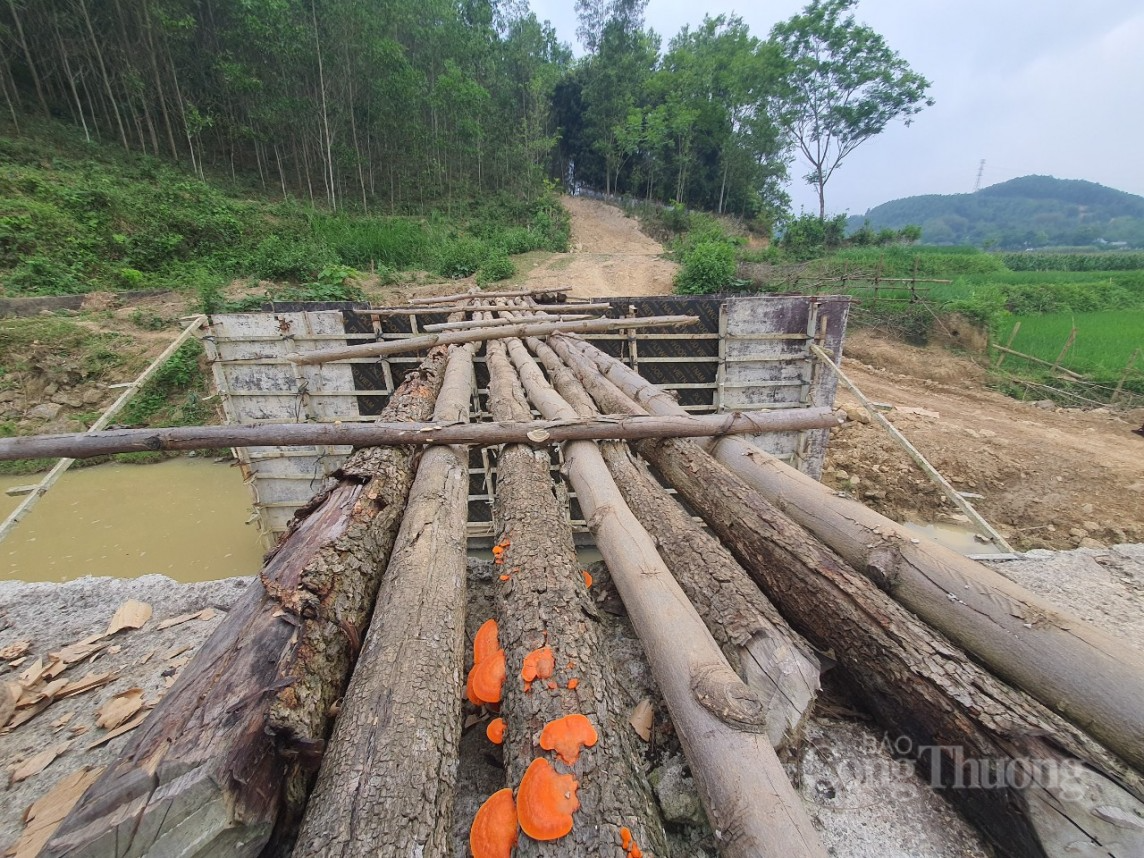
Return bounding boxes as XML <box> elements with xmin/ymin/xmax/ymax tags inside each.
<box><xmin>505</xmin><ymin>336</ymin><xmax>828</xmax><ymax>858</ymax></box>
<box><xmin>44</xmin><ymin>349</ymin><xmax>451</xmax><ymax>858</ymax></box>
<box><xmin>0</xmin><ymin>408</ymin><xmax>844</xmax><ymax>462</ymax></box>
<box><xmin>550</xmin><ymin>339</ymin><xmax>1144</xmax><ymax>857</ymax></box>
<box><xmin>526</xmin><ymin>337</ymin><xmax>820</xmax><ymax>752</ymax></box>
<box><xmin>292</xmin><ymin>342</ymin><xmax>477</xmax><ymax>858</ymax></box>
<box><xmin>482</xmin><ymin>335</ymin><xmax>668</xmax><ymax>856</ymax></box>
<box><xmin>360</xmin><ymin>302</ymin><xmax>615</xmax><ymax>316</ymax></box>
<box><xmin>288</xmin><ymin>315</ymin><xmax>697</xmax><ymax>364</ymax></box>
<box><xmin>421</xmin><ymin>313</ymin><xmax>595</xmax><ymax>332</ymax></box>
<box><xmin>553</xmin><ymin>333</ymin><xmax>1144</xmax><ymax>774</ymax></box>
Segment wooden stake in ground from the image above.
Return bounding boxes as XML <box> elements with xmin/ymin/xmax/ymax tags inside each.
<box><xmin>483</xmin><ymin>336</ymin><xmax>667</xmax><ymax>856</ymax></box>
<box><xmin>288</xmin><ymin>315</ymin><xmax>698</xmax><ymax>365</ymax></box>
<box><xmin>505</xmin><ymin>337</ymin><xmax>827</xmax><ymax>858</ymax></box>
<box><xmin>43</xmin><ymin>349</ymin><xmax>451</xmax><ymax>858</ymax></box>
<box><xmin>527</xmin><ymin>337</ymin><xmax>820</xmax><ymax>751</ymax></box>
<box><xmin>292</xmin><ymin>342</ymin><xmax>476</xmax><ymax>858</ymax></box>
<box><xmin>553</xmin><ymin>333</ymin><xmax>1144</xmax><ymax>774</ymax></box>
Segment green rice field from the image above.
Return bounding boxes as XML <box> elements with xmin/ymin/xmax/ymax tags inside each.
<box><xmin>1004</xmin><ymin>310</ymin><xmax>1144</xmax><ymax>388</ymax></box>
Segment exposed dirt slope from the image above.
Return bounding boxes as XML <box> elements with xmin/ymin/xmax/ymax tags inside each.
<box><xmin>826</xmin><ymin>331</ymin><xmax>1144</xmax><ymax>550</ymax></box>
<box><xmin>520</xmin><ymin>196</ymin><xmax>679</xmax><ymax>298</ymax></box>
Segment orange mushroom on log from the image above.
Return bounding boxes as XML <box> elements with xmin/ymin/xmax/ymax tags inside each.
<box><xmin>474</xmin><ymin>619</ymin><xmax>500</xmax><ymax>665</ymax></box>
<box><xmin>517</xmin><ymin>757</ymin><xmax>580</xmax><ymax>841</ymax></box>
<box><xmin>539</xmin><ymin>714</ymin><xmax>599</xmax><ymax>765</ymax></box>
<box><xmin>486</xmin><ymin>717</ymin><xmax>506</xmax><ymax>745</ymax></box>
<box><xmin>521</xmin><ymin>646</ymin><xmax>555</xmax><ymax>691</ymax></box>
<box><xmin>471</xmin><ymin>648</ymin><xmax>507</xmax><ymax>704</ymax></box>
<box><xmin>470</xmin><ymin>788</ymin><xmax>519</xmax><ymax>858</ymax></box>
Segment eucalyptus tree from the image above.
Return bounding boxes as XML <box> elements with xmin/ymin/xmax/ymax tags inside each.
<box><xmin>770</xmin><ymin>0</ymin><xmax>932</xmax><ymax>219</ymax></box>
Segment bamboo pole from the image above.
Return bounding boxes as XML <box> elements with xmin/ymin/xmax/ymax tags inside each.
<box><xmin>289</xmin><ymin>316</ymin><xmax>697</xmax><ymax>365</ymax></box>
<box><xmin>0</xmin><ymin>409</ymin><xmax>843</xmax><ymax>462</ymax></box>
<box><xmin>552</xmin><ymin>334</ymin><xmax>1144</xmax><ymax>773</ymax></box>
<box><xmin>0</xmin><ymin>315</ymin><xmax>207</xmax><ymax>544</ymax></box>
<box><xmin>991</xmin><ymin>344</ymin><xmax>1085</xmax><ymax>380</ymax></box>
<box><xmin>994</xmin><ymin>321</ymin><xmax>1020</xmax><ymax>368</ymax></box>
<box><xmin>1112</xmin><ymin>348</ymin><xmax>1140</xmax><ymax>403</ymax></box>
<box><xmin>1051</xmin><ymin>326</ymin><xmax>1077</xmax><ymax>374</ymax></box>
<box><xmin>421</xmin><ymin>313</ymin><xmax>595</xmax><ymax>332</ymax></box>
<box><xmin>809</xmin><ymin>344</ymin><xmax>1013</xmax><ymax>553</ymax></box>
<box><xmin>505</xmin><ymin>337</ymin><xmax>827</xmax><ymax>858</ymax></box>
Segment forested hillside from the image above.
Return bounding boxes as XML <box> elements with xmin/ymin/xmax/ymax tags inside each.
<box><xmin>850</xmin><ymin>176</ymin><xmax>1144</xmax><ymax>249</ymax></box>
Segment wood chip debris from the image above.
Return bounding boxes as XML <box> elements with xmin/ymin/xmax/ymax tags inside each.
<box><xmin>0</xmin><ymin>640</ymin><xmax>31</xmax><ymax>661</ymax></box>
<box><xmin>154</xmin><ymin>607</ymin><xmax>216</xmax><ymax>630</ymax></box>
<box><xmin>629</xmin><ymin>698</ymin><xmax>654</xmax><ymax>742</ymax></box>
<box><xmin>105</xmin><ymin>600</ymin><xmax>152</xmax><ymax>635</ymax></box>
<box><xmin>96</xmin><ymin>688</ymin><xmax>145</xmax><ymax>731</ymax></box>
<box><xmin>8</xmin><ymin>766</ymin><xmax>104</xmax><ymax>858</ymax></box>
<box><xmin>10</xmin><ymin>740</ymin><xmax>72</xmax><ymax>783</ymax></box>
<box><xmin>86</xmin><ymin>710</ymin><xmax>151</xmax><ymax>750</ymax></box>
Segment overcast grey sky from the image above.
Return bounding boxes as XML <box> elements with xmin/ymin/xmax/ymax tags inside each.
<box><xmin>528</xmin><ymin>0</ymin><xmax>1144</xmax><ymax>216</ymax></box>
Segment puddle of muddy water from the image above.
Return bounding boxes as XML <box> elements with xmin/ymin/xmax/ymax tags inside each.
<box><xmin>0</xmin><ymin>458</ymin><xmax>264</xmax><ymax>583</ymax></box>
<box><xmin>903</xmin><ymin>520</ymin><xmax>989</xmax><ymax>555</ymax></box>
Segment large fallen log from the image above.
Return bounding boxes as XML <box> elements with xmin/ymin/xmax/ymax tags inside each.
<box><xmin>551</xmin><ymin>340</ymin><xmax>1144</xmax><ymax>857</ymax></box>
<box><xmin>553</xmin><ymin>333</ymin><xmax>1144</xmax><ymax>774</ymax></box>
<box><xmin>0</xmin><ymin>408</ymin><xmax>843</xmax><ymax>462</ymax></box>
<box><xmin>43</xmin><ymin>350</ymin><xmax>451</xmax><ymax>858</ymax></box>
<box><xmin>505</xmin><ymin>337</ymin><xmax>827</xmax><ymax>858</ymax></box>
<box><xmin>289</xmin><ymin>314</ymin><xmax>698</xmax><ymax>364</ymax></box>
<box><xmin>482</xmin><ymin>336</ymin><xmax>667</xmax><ymax>856</ymax></box>
<box><xmin>527</xmin><ymin>336</ymin><xmax>820</xmax><ymax>752</ymax></box>
<box><xmin>291</xmin><ymin>343</ymin><xmax>477</xmax><ymax>857</ymax></box>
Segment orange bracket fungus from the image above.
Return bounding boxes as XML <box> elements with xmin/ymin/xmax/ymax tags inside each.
<box><xmin>566</xmin><ymin>678</ymin><xmax>579</xmax><ymax>690</ymax></box>
<box><xmin>474</xmin><ymin>619</ymin><xmax>500</xmax><ymax>664</ymax></box>
<box><xmin>581</xmin><ymin>570</ymin><xmax>593</xmax><ymax>588</ymax></box>
<box><xmin>619</xmin><ymin>826</ymin><xmax>643</xmax><ymax>857</ymax></box>
<box><xmin>471</xmin><ymin>648</ymin><xmax>507</xmax><ymax>704</ymax></box>
<box><xmin>470</xmin><ymin>788</ymin><xmax>519</xmax><ymax>858</ymax></box>
<box><xmin>539</xmin><ymin>713</ymin><xmax>599</xmax><ymax>765</ymax></box>
<box><xmin>517</xmin><ymin>757</ymin><xmax>580</xmax><ymax>841</ymax></box>
<box><xmin>521</xmin><ymin>645</ymin><xmax>555</xmax><ymax>692</ymax></box>
<box><xmin>486</xmin><ymin>717</ymin><xmax>506</xmax><ymax>745</ymax></box>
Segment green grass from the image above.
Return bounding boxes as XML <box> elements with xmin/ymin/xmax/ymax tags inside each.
<box><xmin>1007</xmin><ymin>311</ymin><xmax>1143</xmax><ymax>379</ymax></box>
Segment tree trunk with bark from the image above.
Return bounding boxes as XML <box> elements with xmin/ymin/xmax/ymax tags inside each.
<box><xmin>526</xmin><ymin>337</ymin><xmax>821</xmax><ymax>752</ymax></box>
<box><xmin>291</xmin><ymin>343</ymin><xmax>476</xmax><ymax>858</ymax></box>
<box><xmin>43</xmin><ymin>350</ymin><xmax>450</xmax><ymax>858</ymax></box>
<box><xmin>550</xmin><ymin>333</ymin><xmax>1144</xmax><ymax>775</ymax></box>
<box><xmin>506</xmin><ymin>337</ymin><xmax>828</xmax><ymax>858</ymax></box>
<box><xmin>481</xmin><ymin>337</ymin><xmax>667</xmax><ymax>856</ymax></box>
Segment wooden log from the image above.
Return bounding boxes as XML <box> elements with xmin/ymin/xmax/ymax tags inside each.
<box><xmin>634</xmin><ymin>436</ymin><xmax>1144</xmax><ymax>857</ymax></box>
<box><xmin>288</xmin><ymin>315</ymin><xmax>698</xmax><ymax>365</ymax></box>
<box><xmin>553</xmin><ymin>333</ymin><xmax>1144</xmax><ymax>774</ymax></box>
<box><xmin>0</xmin><ymin>408</ymin><xmax>844</xmax><ymax>462</ymax></box>
<box><xmin>360</xmin><ymin>302</ymin><xmax>614</xmax><ymax>316</ymax></box>
<box><xmin>481</xmin><ymin>336</ymin><xmax>668</xmax><ymax>856</ymax></box>
<box><xmin>43</xmin><ymin>350</ymin><xmax>451</xmax><ymax>858</ymax></box>
<box><xmin>291</xmin><ymin>342</ymin><xmax>476</xmax><ymax>857</ymax></box>
<box><xmin>505</xmin><ymin>337</ymin><xmax>828</xmax><ymax>858</ymax></box>
<box><xmin>528</xmin><ymin>336</ymin><xmax>820</xmax><ymax>752</ymax></box>
<box><xmin>404</xmin><ymin>287</ymin><xmax>567</xmax><ymax>305</ymax></box>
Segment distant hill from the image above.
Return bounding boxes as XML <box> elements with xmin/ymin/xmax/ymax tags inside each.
<box><xmin>848</xmin><ymin>176</ymin><xmax>1144</xmax><ymax>249</ymax></box>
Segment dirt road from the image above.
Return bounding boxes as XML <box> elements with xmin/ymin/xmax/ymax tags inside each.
<box><xmin>520</xmin><ymin>196</ymin><xmax>678</xmax><ymax>298</ymax></box>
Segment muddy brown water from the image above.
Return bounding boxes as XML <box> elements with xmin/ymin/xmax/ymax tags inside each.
<box><xmin>0</xmin><ymin>457</ymin><xmax>264</xmax><ymax>583</ymax></box>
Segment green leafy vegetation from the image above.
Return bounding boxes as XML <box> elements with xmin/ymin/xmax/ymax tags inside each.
<box><xmin>119</xmin><ymin>341</ymin><xmax>210</xmax><ymax>428</ymax></box>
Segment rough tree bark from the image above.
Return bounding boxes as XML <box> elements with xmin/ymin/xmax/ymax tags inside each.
<box><xmin>505</xmin><ymin>337</ymin><xmax>828</xmax><ymax>858</ymax></box>
<box><xmin>551</xmin><ymin>333</ymin><xmax>1144</xmax><ymax>775</ymax></box>
<box><xmin>482</xmin><ymin>337</ymin><xmax>667</xmax><ymax>857</ymax></box>
<box><xmin>291</xmin><ymin>343</ymin><xmax>477</xmax><ymax>858</ymax></box>
<box><xmin>0</xmin><ymin>408</ymin><xmax>843</xmax><ymax>463</ymax></box>
<box><xmin>527</xmin><ymin>336</ymin><xmax>820</xmax><ymax>753</ymax></box>
<box><xmin>43</xmin><ymin>350</ymin><xmax>451</xmax><ymax>858</ymax></box>
<box><xmin>549</xmin><ymin>338</ymin><xmax>1144</xmax><ymax>857</ymax></box>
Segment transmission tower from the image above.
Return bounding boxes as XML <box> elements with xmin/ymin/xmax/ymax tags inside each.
<box><xmin>973</xmin><ymin>159</ymin><xmax>986</xmax><ymax>192</ymax></box>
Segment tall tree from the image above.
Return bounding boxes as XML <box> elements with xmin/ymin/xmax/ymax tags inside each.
<box><xmin>770</xmin><ymin>0</ymin><xmax>932</xmax><ymax>219</ymax></box>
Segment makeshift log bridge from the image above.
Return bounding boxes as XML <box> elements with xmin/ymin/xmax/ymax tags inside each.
<box><xmin>40</xmin><ymin>294</ymin><xmax>1144</xmax><ymax>858</ymax></box>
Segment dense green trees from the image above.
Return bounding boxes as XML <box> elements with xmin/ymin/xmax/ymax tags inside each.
<box><xmin>1</xmin><ymin>0</ymin><xmax>930</xmax><ymax>231</ymax></box>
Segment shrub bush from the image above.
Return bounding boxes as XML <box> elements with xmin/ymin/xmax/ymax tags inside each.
<box><xmin>476</xmin><ymin>253</ymin><xmax>515</xmax><ymax>285</ymax></box>
<box><xmin>674</xmin><ymin>241</ymin><xmax>736</xmax><ymax>294</ymax></box>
